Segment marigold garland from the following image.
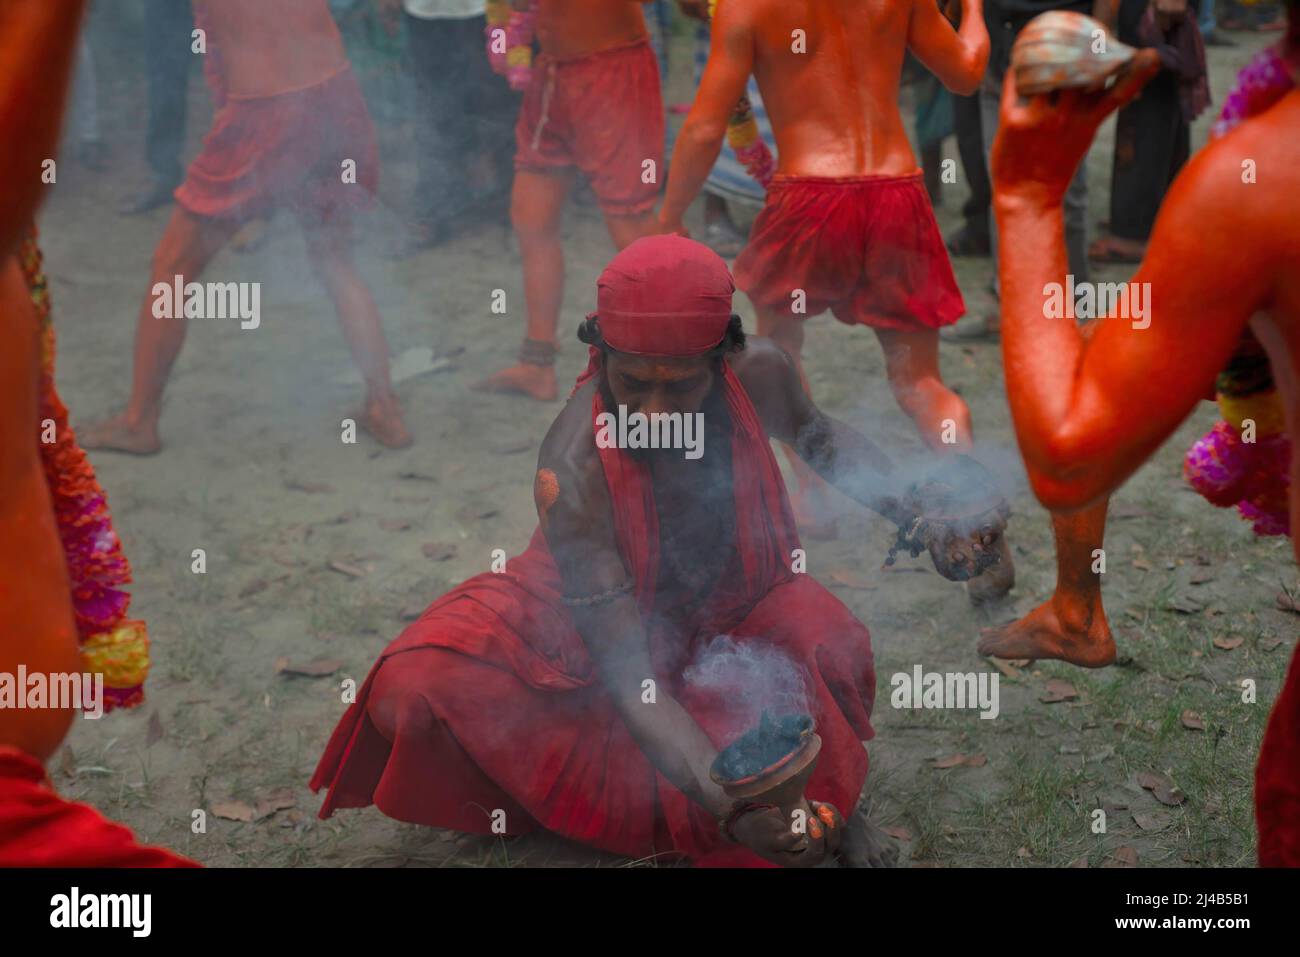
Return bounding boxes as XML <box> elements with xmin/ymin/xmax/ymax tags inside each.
<box><xmin>20</xmin><ymin>228</ymin><xmax>149</xmax><ymax>710</ymax></box>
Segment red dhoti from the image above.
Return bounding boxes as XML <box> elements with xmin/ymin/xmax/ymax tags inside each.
<box><xmin>1257</xmin><ymin>642</ymin><xmax>1300</xmax><ymax>866</ymax></box>
<box><xmin>514</xmin><ymin>38</ymin><xmax>663</xmax><ymax>217</ymax></box>
<box><xmin>733</xmin><ymin>173</ymin><xmax>964</xmax><ymax>331</ymax></box>
<box><xmin>175</xmin><ymin>65</ymin><xmax>378</xmax><ymax>226</ymax></box>
<box><xmin>0</xmin><ymin>746</ymin><xmax>198</xmax><ymax>867</ymax></box>
<box><xmin>312</xmin><ymin>362</ymin><xmax>876</xmax><ymax>866</ymax></box>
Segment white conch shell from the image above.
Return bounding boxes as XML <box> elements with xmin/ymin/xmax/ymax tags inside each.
<box><xmin>1012</xmin><ymin>11</ymin><xmax>1139</xmax><ymax>96</ymax></box>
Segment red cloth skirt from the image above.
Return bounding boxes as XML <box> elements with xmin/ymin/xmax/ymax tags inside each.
<box><xmin>0</xmin><ymin>746</ymin><xmax>198</xmax><ymax>867</ymax></box>
<box><xmin>175</xmin><ymin>65</ymin><xmax>378</xmax><ymax>225</ymax></box>
<box><xmin>514</xmin><ymin>39</ymin><xmax>663</xmax><ymax>216</ymax></box>
<box><xmin>734</xmin><ymin>172</ymin><xmax>965</xmax><ymax>331</ymax></box>
<box><xmin>1257</xmin><ymin>642</ymin><xmax>1300</xmax><ymax>866</ymax></box>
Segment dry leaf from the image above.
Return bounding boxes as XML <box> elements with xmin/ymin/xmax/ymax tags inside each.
<box><xmin>422</xmin><ymin>542</ymin><xmax>458</xmax><ymax>561</ymax></box>
<box><xmin>276</xmin><ymin>658</ymin><xmax>343</xmax><ymax>678</ymax></box>
<box><xmin>378</xmin><ymin>518</ymin><xmax>413</xmax><ymax>532</ymax></box>
<box><xmin>1132</xmin><ymin>811</ymin><xmax>1171</xmax><ymax>831</ymax></box>
<box><xmin>1131</xmin><ymin>558</ymin><xmax>1152</xmax><ymax>571</ymax></box>
<box><xmin>1016</xmin><ymin>847</ymin><xmax>1032</xmax><ymax>859</ymax></box>
<box><xmin>881</xmin><ymin>825</ymin><xmax>912</xmax><ymax>841</ymax></box>
<box><xmin>1069</xmin><ymin>855</ymin><xmax>1089</xmax><ymax>868</ymax></box>
<box><xmin>328</xmin><ymin>560</ymin><xmax>367</xmax><ymax>578</ymax></box>
<box><xmin>284</xmin><ymin>478</ymin><xmax>335</xmax><ymax>494</ymax></box>
<box><xmin>1261</xmin><ymin>636</ymin><xmax>1286</xmax><ymax>651</ymax></box>
<box><xmin>931</xmin><ymin>754</ymin><xmax>967</xmax><ymax>769</ymax></box>
<box><xmin>1039</xmin><ymin>679</ymin><xmax>1078</xmax><ymax>703</ymax></box>
<box><xmin>1189</xmin><ymin>569</ymin><xmax>1215</xmax><ymax>585</ymax></box>
<box><xmin>1137</xmin><ymin>771</ymin><xmax>1172</xmax><ymax>792</ymax></box>
<box><xmin>1153</xmin><ymin>784</ymin><xmax>1187</xmax><ymax>807</ymax></box>
<box><xmin>1168</xmin><ymin>594</ymin><xmax>1203</xmax><ymax>614</ymax></box>
<box><xmin>1276</xmin><ymin>590</ymin><xmax>1300</xmax><ymax>615</ymax></box>
<box><xmin>1180</xmin><ymin>710</ymin><xmax>1205</xmax><ymax>731</ymax></box>
<box><xmin>212</xmin><ymin>801</ymin><xmax>256</xmax><ymax>823</ymax></box>
<box><xmin>254</xmin><ymin>790</ymin><xmax>297</xmax><ymax>821</ymax></box>
<box><xmin>828</xmin><ymin>567</ymin><xmax>874</xmax><ymax>590</ymax></box>
<box><xmin>988</xmin><ymin>657</ymin><xmax>1022</xmax><ymax>679</ymax></box>
<box><xmin>1105</xmin><ymin>846</ymin><xmax>1139</xmax><ymax>868</ymax></box>
<box><xmin>1213</xmin><ymin>636</ymin><xmax>1244</xmax><ymax>651</ymax></box>
<box><xmin>146</xmin><ymin>710</ymin><xmax>165</xmax><ymax>747</ymax></box>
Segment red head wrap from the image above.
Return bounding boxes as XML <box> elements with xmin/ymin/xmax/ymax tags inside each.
<box><xmin>592</xmin><ymin>235</ymin><xmax>736</xmax><ymax>357</ymax></box>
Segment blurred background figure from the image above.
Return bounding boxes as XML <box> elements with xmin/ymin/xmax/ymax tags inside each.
<box><xmin>120</xmin><ymin>0</ymin><xmax>194</xmax><ymax>214</ymax></box>
<box><xmin>377</xmin><ymin>0</ymin><xmax>516</xmax><ymax>251</ymax></box>
<box><xmin>1091</xmin><ymin>0</ymin><xmax>1210</xmax><ymax>264</ymax></box>
<box><xmin>67</xmin><ymin>34</ymin><xmax>108</xmax><ymax>172</ymax></box>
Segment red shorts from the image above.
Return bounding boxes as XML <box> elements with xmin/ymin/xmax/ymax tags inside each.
<box><xmin>514</xmin><ymin>38</ymin><xmax>663</xmax><ymax>217</ymax></box>
<box><xmin>176</xmin><ymin>65</ymin><xmax>378</xmax><ymax>226</ymax></box>
<box><xmin>734</xmin><ymin>173</ymin><xmax>965</xmax><ymax>332</ymax></box>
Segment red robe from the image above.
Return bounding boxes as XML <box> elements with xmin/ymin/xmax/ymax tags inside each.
<box><xmin>1257</xmin><ymin>642</ymin><xmax>1300</xmax><ymax>866</ymax></box>
<box><xmin>312</xmin><ymin>361</ymin><xmax>877</xmax><ymax>866</ymax></box>
<box><xmin>0</xmin><ymin>746</ymin><xmax>198</xmax><ymax>867</ymax></box>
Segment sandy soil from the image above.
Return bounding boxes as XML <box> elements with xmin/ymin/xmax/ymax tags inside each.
<box><xmin>35</xmin><ymin>14</ymin><xmax>1291</xmax><ymax>867</ymax></box>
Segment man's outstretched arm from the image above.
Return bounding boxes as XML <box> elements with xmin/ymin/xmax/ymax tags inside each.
<box><xmin>907</xmin><ymin>0</ymin><xmax>989</xmax><ymax>96</ymax></box>
<box><xmin>659</xmin><ymin>0</ymin><xmax>754</xmax><ymax>232</ymax></box>
<box><xmin>738</xmin><ymin>341</ymin><xmax>911</xmax><ymax>526</ymax></box>
<box><xmin>992</xmin><ymin>62</ymin><xmax>1269</xmax><ymax>510</ymax></box>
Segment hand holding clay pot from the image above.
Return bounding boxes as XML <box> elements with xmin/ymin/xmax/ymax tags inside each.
<box><xmin>712</xmin><ymin>713</ymin><xmax>842</xmax><ymax>866</ymax></box>
<box><xmin>730</xmin><ymin>798</ymin><xmax>842</xmax><ymax>867</ymax></box>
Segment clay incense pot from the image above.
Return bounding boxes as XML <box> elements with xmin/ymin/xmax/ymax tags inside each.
<box><xmin>710</xmin><ymin>712</ymin><xmax>822</xmax><ymax>820</ymax></box>
<box><xmin>1011</xmin><ymin>11</ymin><xmax>1139</xmax><ymax>96</ymax></box>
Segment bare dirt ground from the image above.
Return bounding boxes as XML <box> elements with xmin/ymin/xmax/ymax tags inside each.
<box><xmin>39</xmin><ymin>14</ymin><xmax>1289</xmax><ymax>867</ymax></box>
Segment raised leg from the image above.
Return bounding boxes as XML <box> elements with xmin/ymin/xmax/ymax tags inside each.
<box><xmin>299</xmin><ymin>213</ymin><xmax>411</xmax><ymax>449</ymax></box>
<box><xmin>978</xmin><ymin>499</ymin><xmax>1115</xmax><ymax>667</ymax></box>
<box><xmin>873</xmin><ymin>326</ymin><xmax>973</xmax><ymax>451</ymax></box>
<box><xmin>81</xmin><ymin>207</ymin><xmax>238</xmax><ymax>453</ymax></box>
<box><xmin>473</xmin><ymin>169</ymin><xmax>571</xmax><ymax>401</ymax></box>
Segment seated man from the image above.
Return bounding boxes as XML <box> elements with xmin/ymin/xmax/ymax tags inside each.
<box><xmin>313</xmin><ymin>235</ymin><xmax>1003</xmax><ymax>866</ymax></box>
<box><xmin>987</xmin><ymin>7</ymin><xmax>1300</xmax><ymax>863</ymax></box>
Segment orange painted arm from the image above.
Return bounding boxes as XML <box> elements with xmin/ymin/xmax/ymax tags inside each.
<box><xmin>0</xmin><ymin>0</ymin><xmax>89</xmax><ymax>257</ymax></box>
<box><xmin>660</xmin><ymin>0</ymin><xmax>754</xmax><ymax>231</ymax></box>
<box><xmin>0</xmin><ymin>260</ymin><xmax>82</xmax><ymax>764</ymax></box>
<box><xmin>907</xmin><ymin>0</ymin><xmax>989</xmax><ymax>96</ymax></box>
<box><xmin>991</xmin><ymin>60</ymin><xmax>1268</xmax><ymax>511</ymax></box>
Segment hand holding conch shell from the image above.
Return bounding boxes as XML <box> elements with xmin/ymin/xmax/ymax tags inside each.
<box><xmin>992</xmin><ymin>12</ymin><xmax>1161</xmax><ymax>205</ymax></box>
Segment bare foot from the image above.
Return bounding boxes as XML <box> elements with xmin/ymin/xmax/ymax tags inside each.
<box><xmin>837</xmin><ymin>803</ymin><xmax>900</xmax><ymax>868</ymax></box>
<box><xmin>967</xmin><ymin>536</ymin><xmax>1015</xmax><ymax>604</ymax></box>
<box><xmin>360</xmin><ymin>397</ymin><xmax>413</xmax><ymax>449</ymax></box>
<box><xmin>471</xmin><ymin>363</ymin><xmax>557</xmax><ymax>401</ymax></box>
<box><xmin>789</xmin><ymin>489</ymin><xmax>839</xmax><ymax>541</ymax></box>
<box><xmin>79</xmin><ymin>414</ymin><xmax>162</xmax><ymax>455</ymax></box>
<box><xmin>977</xmin><ymin>595</ymin><xmax>1116</xmax><ymax>668</ymax></box>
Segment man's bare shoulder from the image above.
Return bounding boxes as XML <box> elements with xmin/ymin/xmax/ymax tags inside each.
<box><xmin>728</xmin><ymin>337</ymin><xmax>805</xmax><ymax>437</ymax></box>
<box><xmin>536</xmin><ymin>378</ymin><xmax>607</xmax><ymax>514</ymax></box>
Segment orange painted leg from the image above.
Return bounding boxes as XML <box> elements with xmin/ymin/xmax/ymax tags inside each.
<box><xmin>602</xmin><ymin>207</ymin><xmax>659</xmax><ymax>250</ymax></box>
<box><xmin>872</xmin><ymin>327</ymin><xmax>973</xmax><ymax>452</ymax></box>
<box><xmin>978</xmin><ymin>499</ymin><xmax>1115</xmax><ymax>667</ymax></box>
<box><xmin>473</xmin><ymin>169</ymin><xmax>570</xmax><ymax>401</ymax></box>
<box><xmin>299</xmin><ymin>214</ymin><xmax>411</xmax><ymax>449</ymax></box>
<box><xmin>81</xmin><ymin>207</ymin><xmax>238</xmax><ymax>454</ymax></box>
<box><xmin>756</xmin><ymin>305</ymin><xmax>840</xmax><ymax>540</ymax></box>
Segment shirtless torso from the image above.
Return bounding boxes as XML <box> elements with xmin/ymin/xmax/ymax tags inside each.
<box><xmin>534</xmin><ymin>0</ymin><xmax>648</xmax><ymax>61</ymax></box>
<box><xmin>196</xmin><ymin>0</ymin><xmax>349</xmax><ymax>98</ymax></box>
